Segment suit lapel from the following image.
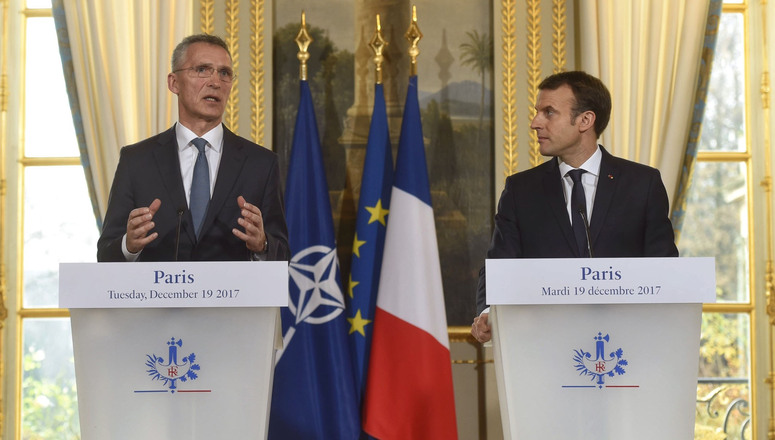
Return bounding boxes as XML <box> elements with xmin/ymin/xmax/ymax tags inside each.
<box><xmin>198</xmin><ymin>126</ymin><xmax>246</xmax><ymax>235</ymax></box>
<box><xmin>153</xmin><ymin>125</ymin><xmax>194</xmax><ymax>242</ymax></box>
<box><xmin>590</xmin><ymin>147</ymin><xmax>618</xmax><ymax>247</ymax></box>
<box><xmin>152</xmin><ymin>126</ymin><xmax>194</xmax><ymax>242</ymax></box>
<box><xmin>543</xmin><ymin>158</ymin><xmax>579</xmax><ymax>255</ymax></box>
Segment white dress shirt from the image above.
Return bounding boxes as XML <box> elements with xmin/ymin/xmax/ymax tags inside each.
<box><xmin>557</xmin><ymin>146</ymin><xmax>602</xmax><ymax>224</ymax></box>
<box><xmin>175</xmin><ymin>123</ymin><xmax>224</xmax><ymax>203</ymax></box>
<box><xmin>122</xmin><ymin>123</ymin><xmax>225</xmax><ymax>260</ymax></box>
<box><xmin>480</xmin><ymin>146</ymin><xmax>603</xmax><ymax>316</ymax></box>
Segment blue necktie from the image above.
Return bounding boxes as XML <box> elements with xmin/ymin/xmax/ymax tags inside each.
<box><xmin>568</xmin><ymin>169</ymin><xmax>589</xmax><ymax>257</ymax></box>
<box><xmin>190</xmin><ymin>138</ymin><xmax>210</xmax><ymax>237</ymax></box>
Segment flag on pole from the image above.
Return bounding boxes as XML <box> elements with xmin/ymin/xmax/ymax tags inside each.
<box><xmin>363</xmin><ymin>75</ymin><xmax>458</xmax><ymax>439</ymax></box>
<box><xmin>268</xmin><ymin>80</ymin><xmax>360</xmax><ymax>440</ymax></box>
<box><xmin>347</xmin><ymin>83</ymin><xmax>393</xmax><ymax>407</ymax></box>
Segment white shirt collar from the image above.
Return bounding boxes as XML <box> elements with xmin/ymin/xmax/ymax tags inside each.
<box><xmin>175</xmin><ymin>122</ymin><xmax>224</xmax><ymax>153</ymax></box>
<box><xmin>558</xmin><ymin>145</ymin><xmax>602</xmax><ymax>177</ymax></box>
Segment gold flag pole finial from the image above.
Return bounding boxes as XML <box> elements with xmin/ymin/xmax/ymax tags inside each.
<box><xmin>369</xmin><ymin>14</ymin><xmax>387</xmax><ymax>84</ymax></box>
<box><xmin>405</xmin><ymin>5</ymin><xmax>423</xmax><ymax>76</ymax></box>
<box><xmin>295</xmin><ymin>11</ymin><xmax>313</xmax><ymax>81</ymax></box>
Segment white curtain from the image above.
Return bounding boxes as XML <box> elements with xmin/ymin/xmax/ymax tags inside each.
<box><xmin>62</xmin><ymin>0</ymin><xmax>193</xmax><ymax>219</ymax></box>
<box><xmin>578</xmin><ymin>0</ymin><xmax>710</xmax><ymax>206</ymax></box>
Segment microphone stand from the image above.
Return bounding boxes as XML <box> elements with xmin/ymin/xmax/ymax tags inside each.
<box><xmin>174</xmin><ymin>208</ymin><xmax>184</xmax><ymax>261</ymax></box>
<box><xmin>579</xmin><ymin>208</ymin><xmax>594</xmax><ymax>258</ymax></box>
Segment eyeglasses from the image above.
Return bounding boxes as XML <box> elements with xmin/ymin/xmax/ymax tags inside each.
<box><xmin>173</xmin><ymin>65</ymin><xmax>236</xmax><ymax>83</ymax></box>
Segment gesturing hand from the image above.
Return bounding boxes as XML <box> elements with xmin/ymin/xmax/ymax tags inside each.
<box><xmin>126</xmin><ymin>198</ymin><xmax>161</xmax><ymax>253</ymax></box>
<box><xmin>233</xmin><ymin>195</ymin><xmax>267</xmax><ymax>253</ymax></box>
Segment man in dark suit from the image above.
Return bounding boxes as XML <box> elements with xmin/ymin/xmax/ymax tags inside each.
<box><xmin>97</xmin><ymin>34</ymin><xmax>289</xmax><ymax>262</ymax></box>
<box><xmin>471</xmin><ymin>71</ymin><xmax>678</xmax><ymax>343</ymax></box>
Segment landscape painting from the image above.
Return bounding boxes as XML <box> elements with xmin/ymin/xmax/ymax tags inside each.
<box><xmin>273</xmin><ymin>0</ymin><xmax>494</xmax><ymax>326</ymax></box>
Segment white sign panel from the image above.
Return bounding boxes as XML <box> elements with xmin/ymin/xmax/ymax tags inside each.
<box><xmin>59</xmin><ymin>261</ymin><xmax>288</xmax><ymax>308</ymax></box>
<box><xmin>486</xmin><ymin>257</ymin><xmax>715</xmax><ymax>305</ymax></box>
<box><xmin>492</xmin><ymin>303</ymin><xmax>702</xmax><ymax>439</ymax></box>
<box><xmin>70</xmin><ymin>307</ymin><xmax>278</xmax><ymax>439</ymax></box>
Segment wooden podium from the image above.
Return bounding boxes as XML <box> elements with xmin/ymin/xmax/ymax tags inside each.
<box><xmin>59</xmin><ymin>261</ymin><xmax>287</xmax><ymax>439</ymax></box>
<box><xmin>487</xmin><ymin>257</ymin><xmax>715</xmax><ymax>439</ymax></box>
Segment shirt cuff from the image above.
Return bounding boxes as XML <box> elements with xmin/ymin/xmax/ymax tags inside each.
<box><xmin>250</xmin><ymin>238</ymin><xmax>269</xmax><ymax>261</ymax></box>
<box><xmin>121</xmin><ymin>234</ymin><xmax>141</xmax><ymax>262</ymax></box>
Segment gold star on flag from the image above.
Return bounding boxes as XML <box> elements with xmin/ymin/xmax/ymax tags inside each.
<box><xmin>365</xmin><ymin>199</ymin><xmax>389</xmax><ymax>226</ymax></box>
<box><xmin>348</xmin><ymin>309</ymin><xmax>372</xmax><ymax>336</ymax></box>
<box><xmin>352</xmin><ymin>232</ymin><xmax>366</xmax><ymax>258</ymax></box>
<box><xmin>348</xmin><ymin>274</ymin><xmax>360</xmax><ymax>298</ymax></box>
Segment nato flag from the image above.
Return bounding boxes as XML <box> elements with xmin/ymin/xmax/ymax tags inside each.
<box><xmin>268</xmin><ymin>80</ymin><xmax>360</xmax><ymax>440</ymax></box>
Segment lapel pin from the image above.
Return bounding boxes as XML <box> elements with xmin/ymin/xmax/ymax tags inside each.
<box><xmin>608</xmin><ymin>174</ymin><xmax>614</xmax><ymax>180</ymax></box>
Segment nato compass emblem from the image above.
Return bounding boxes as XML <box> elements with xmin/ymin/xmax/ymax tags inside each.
<box><xmin>572</xmin><ymin>332</ymin><xmax>628</xmax><ymax>388</ymax></box>
<box><xmin>145</xmin><ymin>337</ymin><xmax>200</xmax><ymax>393</ymax></box>
<box><xmin>276</xmin><ymin>245</ymin><xmax>345</xmax><ymax>361</ymax></box>
<box><xmin>287</xmin><ymin>245</ymin><xmax>345</xmax><ymax>325</ymax></box>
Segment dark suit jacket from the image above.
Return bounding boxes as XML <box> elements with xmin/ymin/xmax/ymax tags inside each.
<box><xmin>97</xmin><ymin>124</ymin><xmax>289</xmax><ymax>262</ymax></box>
<box><xmin>475</xmin><ymin>146</ymin><xmax>678</xmax><ymax>314</ymax></box>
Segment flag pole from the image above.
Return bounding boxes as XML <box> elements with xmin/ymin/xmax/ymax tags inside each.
<box><xmin>405</xmin><ymin>5</ymin><xmax>423</xmax><ymax>77</ymax></box>
<box><xmin>294</xmin><ymin>11</ymin><xmax>312</xmax><ymax>81</ymax></box>
<box><xmin>370</xmin><ymin>14</ymin><xmax>386</xmax><ymax>85</ymax></box>
<box><xmin>274</xmin><ymin>11</ymin><xmax>314</xmax><ymax>361</ymax></box>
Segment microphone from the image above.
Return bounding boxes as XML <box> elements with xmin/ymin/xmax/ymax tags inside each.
<box><xmin>578</xmin><ymin>208</ymin><xmax>594</xmax><ymax>258</ymax></box>
<box><xmin>174</xmin><ymin>208</ymin><xmax>184</xmax><ymax>261</ymax></box>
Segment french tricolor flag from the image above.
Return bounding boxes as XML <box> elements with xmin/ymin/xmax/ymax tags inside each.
<box><xmin>362</xmin><ymin>75</ymin><xmax>458</xmax><ymax>440</ymax></box>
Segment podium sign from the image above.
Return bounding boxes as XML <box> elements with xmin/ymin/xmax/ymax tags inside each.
<box><xmin>487</xmin><ymin>257</ymin><xmax>715</xmax><ymax>440</ymax></box>
<box><xmin>59</xmin><ymin>262</ymin><xmax>288</xmax><ymax>440</ymax></box>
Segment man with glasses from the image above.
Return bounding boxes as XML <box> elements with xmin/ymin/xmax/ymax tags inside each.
<box><xmin>97</xmin><ymin>34</ymin><xmax>289</xmax><ymax>262</ymax></box>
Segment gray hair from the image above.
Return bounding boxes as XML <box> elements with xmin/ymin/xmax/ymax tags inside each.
<box><xmin>170</xmin><ymin>34</ymin><xmax>231</xmax><ymax>71</ymax></box>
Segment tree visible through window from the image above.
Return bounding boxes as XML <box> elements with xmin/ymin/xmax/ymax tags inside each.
<box><xmin>679</xmin><ymin>8</ymin><xmax>753</xmax><ymax>440</ymax></box>
<box><xmin>16</xmin><ymin>6</ymin><xmax>97</xmax><ymax>440</ymax></box>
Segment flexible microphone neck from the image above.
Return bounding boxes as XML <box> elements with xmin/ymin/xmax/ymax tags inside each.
<box><xmin>578</xmin><ymin>208</ymin><xmax>594</xmax><ymax>258</ymax></box>
<box><xmin>174</xmin><ymin>208</ymin><xmax>184</xmax><ymax>261</ymax></box>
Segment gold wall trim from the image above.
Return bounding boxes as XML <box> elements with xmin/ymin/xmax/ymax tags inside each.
<box><xmin>0</xmin><ymin>0</ymin><xmax>8</xmax><ymax>435</ymax></box>
<box><xmin>500</xmin><ymin>0</ymin><xmax>518</xmax><ymax>178</ymax></box>
<box><xmin>249</xmin><ymin>0</ymin><xmax>265</xmax><ymax>145</ymax></box>
<box><xmin>200</xmin><ymin>0</ymin><xmax>215</xmax><ymax>35</ymax></box>
<box><xmin>551</xmin><ymin>0</ymin><xmax>566</xmax><ymax>73</ymax></box>
<box><xmin>760</xmin><ymin>0</ymin><xmax>775</xmax><ymax>436</ymax></box>
<box><xmin>448</xmin><ymin>326</ymin><xmax>476</xmax><ymax>343</ymax></box>
<box><xmin>224</xmin><ymin>0</ymin><xmax>240</xmax><ymax>132</ymax></box>
<box><xmin>526</xmin><ymin>0</ymin><xmax>541</xmax><ymax>167</ymax></box>
<box><xmin>451</xmin><ymin>359</ymin><xmax>492</xmax><ymax>365</ymax></box>
<box><xmin>1</xmin><ymin>73</ymin><xmax>6</xmax><ymax>115</ymax></box>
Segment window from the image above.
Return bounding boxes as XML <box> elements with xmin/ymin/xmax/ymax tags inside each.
<box><xmin>680</xmin><ymin>4</ymin><xmax>754</xmax><ymax>438</ymax></box>
<box><xmin>6</xmin><ymin>2</ymin><xmax>98</xmax><ymax>438</ymax></box>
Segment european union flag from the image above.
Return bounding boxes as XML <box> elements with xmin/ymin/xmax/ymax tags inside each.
<box><xmin>268</xmin><ymin>80</ymin><xmax>360</xmax><ymax>440</ymax></box>
<box><xmin>347</xmin><ymin>83</ymin><xmax>393</xmax><ymax>406</ymax></box>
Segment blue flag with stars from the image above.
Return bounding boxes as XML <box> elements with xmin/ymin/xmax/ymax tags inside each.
<box><xmin>347</xmin><ymin>83</ymin><xmax>393</xmax><ymax>407</ymax></box>
<box><xmin>268</xmin><ymin>80</ymin><xmax>360</xmax><ymax>440</ymax></box>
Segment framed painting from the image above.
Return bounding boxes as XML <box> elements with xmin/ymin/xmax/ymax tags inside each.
<box><xmin>198</xmin><ymin>0</ymin><xmax>572</xmax><ymax>330</ymax></box>
<box><xmin>271</xmin><ymin>0</ymin><xmax>494</xmax><ymax>327</ymax></box>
